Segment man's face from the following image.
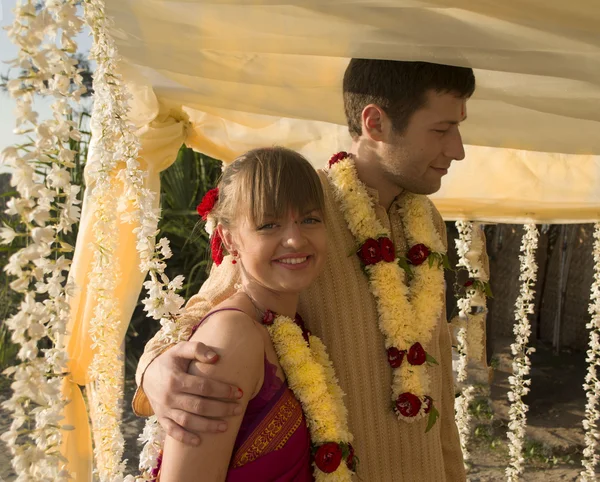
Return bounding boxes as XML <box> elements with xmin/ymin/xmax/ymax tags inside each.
<box><xmin>380</xmin><ymin>90</ymin><xmax>467</xmax><ymax>195</ymax></box>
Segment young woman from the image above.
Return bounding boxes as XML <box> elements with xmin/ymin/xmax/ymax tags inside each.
<box><xmin>158</xmin><ymin>147</ymin><xmax>353</xmax><ymax>481</ymax></box>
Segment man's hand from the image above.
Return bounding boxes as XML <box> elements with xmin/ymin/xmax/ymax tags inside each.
<box><xmin>142</xmin><ymin>340</ymin><xmax>243</xmax><ymax>446</ymax></box>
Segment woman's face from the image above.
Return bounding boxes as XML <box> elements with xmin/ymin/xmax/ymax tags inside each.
<box><xmin>223</xmin><ymin>209</ymin><xmax>327</xmax><ymax>295</ymax></box>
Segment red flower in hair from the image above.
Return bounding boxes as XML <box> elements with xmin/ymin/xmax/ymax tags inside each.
<box><xmin>328</xmin><ymin>151</ymin><xmax>349</xmax><ymax>168</ymax></box>
<box><xmin>210</xmin><ymin>231</ymin><xmax>225</xmax><ymax>266</ymax></box>
<box><xmin>379</xmin><ymin>237</ymin><xmax>395</xmax><ymax>262</ymax></box>
<box><xmin>314</xmin><ymin>442</ymin><xmax>343</xmax><ymax>473</ymax></box>
<box><xmin>197</xmin><ymin>188</ymin><xmax>219</xmax><ymax>220</ymax></box>
<box><xmin>395</xmin><ymin>392</ymin><xmax>421</xmax><ymax>418</ymax></box>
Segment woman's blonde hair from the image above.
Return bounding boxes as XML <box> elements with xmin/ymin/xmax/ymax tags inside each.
<box><xmin>211</xmin><ymin>147</ymin><xmax>325</xmax><ymax>228</ymax></box>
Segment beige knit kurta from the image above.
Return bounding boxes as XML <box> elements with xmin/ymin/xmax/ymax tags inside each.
<box><xmin>134</xmin><ymin>171</ymin><xmax>466</xmax><ymax>482</ymax></box>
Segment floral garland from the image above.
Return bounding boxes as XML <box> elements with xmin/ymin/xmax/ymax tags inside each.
<box><xmin>82</xmin><ymin>0</ymin><xmax>191</xmax><ymax>479</ymax></box>
<box><xmin>327</xmin><ymin>152</ymin><xmax>446</xmax><ymax>427</ymax></box>
<box><xmin>451</xmin><ymin>221</ymin><xmax>491</xmax><ymax>462</ymax></box>
<box><xmin>265</xmin><ymin>311</ymin><xmax>355</xmax><ymax>480</ymax></box>
<box><xmin>581</xmin><ymin>222</ymin><xmax>600</xmax><ymax>481</ymax></box>
<box><xmin>454</xmin><ymin>221</ymin><xmax>475</xmax><ymax>382</ymax></box>
<box><xmin>506</xmin><ymin>224</ymin><xmax>539</xmax><ymax>481</ymax></box>
<box><xmin>82</xmin><ymin>0</ymin><xmax>134</xmax><ymax>477</ymax></box>
<box><xmin>452</xmin><ymin>220</ymin><xmax>477</xmax><ymax>463</ymax></box>
<box><xmin>1</xmin><ymin>1</ymin><xmax>84</xmax><ymax>479</ymax></box>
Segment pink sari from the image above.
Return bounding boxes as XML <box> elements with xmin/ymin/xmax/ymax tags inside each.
<box><xmin>227</xmin><ymin>372</ymin><xmax>313</xmax><ymax>481</ymax></box>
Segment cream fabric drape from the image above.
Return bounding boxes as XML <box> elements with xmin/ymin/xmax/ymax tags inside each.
<box><xmin>102</xmin><ymin>0</ymin><xmax>600</xmax><ymax>222</ymax></box>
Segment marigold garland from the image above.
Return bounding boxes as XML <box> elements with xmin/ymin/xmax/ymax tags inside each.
<box><xmin>267</xmin><ymin>313</ymin><xmax>355</xmax><ymax>481</ymax></box>
<box><xmin>327</xmin><ymin>152</ymin><xmax>446</xmax><ymax>425</ymax></box>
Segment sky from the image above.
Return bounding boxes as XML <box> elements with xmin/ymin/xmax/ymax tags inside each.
<box><xmin>0</xmin><ymin>1</ymin><xmax>92</xmax><ymax>173</ymax></box>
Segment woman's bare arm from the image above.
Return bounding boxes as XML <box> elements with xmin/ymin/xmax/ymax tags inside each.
<box><xmin>159</xmin><ymin>310</ymin><xmax>264</xmax><ymax>482</ymax></box>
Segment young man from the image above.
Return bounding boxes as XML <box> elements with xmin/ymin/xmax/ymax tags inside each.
<box><xmin>134</xmin><ymin>59</ymin><xmax>475</xmax><ymax>481</ymax></box>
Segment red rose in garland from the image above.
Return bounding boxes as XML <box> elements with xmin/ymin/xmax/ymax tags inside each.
<box><xmin>196</xmin><ymin>187</ymin><xmax>219</xmax><ymax>220</ymax></box>
<box><xmin>294</xmin><ymin>313</ymin><xmax>311</xmax><ymax>344</ymax></box>
<box><xmin>262</xmin><ymin>310</ymin><xmax>275</xmax><ymax>326</ymax></box>
<box><xmin>407</xmin><ymin>243</ymin><xmax>430</xmax><ymax>266</ymax></box>
<box><xmin>357</xmin><ymin>238</ymin><xmax>382</xmax><ymax>265</ymax></box>
<box><xmin>379</xmin><ymin>237</ymin><xmax>395</xmax><ymax>262</ymax></box>
<box><xmin>464</xmin><ymin>279</ymin><xmax>474</xmax><ymax>287</ymax></box>
<box><xmin>387</xmin><ymin>347</ymin><xmax>406</xmax><ymax>368</ymax></box>
<box><xmin>346</xmin><ymin>443</ymin><xmax>356</xmax><ymax>471</ymax></box>
<box><xmin>328</xmin><ymin>151</ymin><xmax>349</xmax><ymax>168</ymax></box>
<box><xmin>423</xmin><ymin>395</ymin><xmax>433</xmax><ymax>414</ymax></box>
<box><xmin>395</xmin><ymin>392</ymin><xmax>422</xmax><ymax>418</ymax></box>
<box><xmin>407</xmin><ymin>342</ymin><xmax>427</xmax><ymax>366</ymax></box>
<box><xmin>314</xmin><ymin>442</ymin><xmax>343</xmax><ymax>473</ymax></box>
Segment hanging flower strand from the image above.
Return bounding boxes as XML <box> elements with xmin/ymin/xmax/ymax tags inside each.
<box><xmin>453</xmin><ymin>220</ymin><xmax>476</xmax><ymax>463</ymax></box>
<box><xmin>581</xmin><ymin>222</ymin><xmax>600</xmax><ymax>481</ymax></box>
<box><xmin>83</xmin><ymin>0</ymin><xmax>191</xmax><ymax>479</ymax></box>
<box><xmin>1</xmin><ymin>0</ymin><xmax>85</xmax><ymax>480</ymax></box>
<box><xmin>83</xmin><ymin>0</ymin><xmax>135</xmax><ymax>477</ymax></box>
<box><xmin>506</xmin><ymin>224</ymin><xmax>539</xmax><ymax>481</ymax></box>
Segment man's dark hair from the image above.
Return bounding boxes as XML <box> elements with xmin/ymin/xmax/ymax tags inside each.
<box><xmin>343</xmin><ymin>59</ymin><xmax>476</xmax><ymax>138</ymax></box>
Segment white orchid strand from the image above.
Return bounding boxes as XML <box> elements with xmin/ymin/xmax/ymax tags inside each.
<box><xmin>1</xmin><ymin>0</ymin><xmax>84</xmax><ymax>479</ymax></box>
<box><xmin>581</xmin><ymin>222</ymin><xmax>600</xmax><ymax>481</ymax></box>
<box><xmin>506</xmin><ymin>224</ymin><xmax>539</xmax><ymax>481</ymax></box>
<box><xmin>455</xmin><ymin>220</ymin><xmax>475</xmax><ymax>382</ymax></box>
<box><xmin>83</xmin><ymin>0</ymin><xmax>133</xmax><ymax>478</ymax></box>
<box><xmin>81</xmin><ymin>0</ymin><xmax>187</xmax><ymax>478</ymax></box>
<box><xmin>453</xmin><ymin>220</ymin><xmax>476</xmax><ymax>462</ymax></box>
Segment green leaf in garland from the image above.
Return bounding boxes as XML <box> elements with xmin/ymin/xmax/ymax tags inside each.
<box><xmin>428</xmin><ymin>255</ymin><xmax>435</xmax><ymax>268</ymax></box>
<box><xmin>484</xmin><ymin>281</ymin><xmax>494</xmax><ymax>298</ymax></box>
<box><xmin>442</xmin><ymin>253</ymin><xmax>451</xmax><ymax>270</ymax></box>
<box><xmin>397</xmin><ymin>257</ymin><xmax>414</xmax><ymax>279</ymax></box>
<box><xmin>426</xmin><ymin>353</ymin><xmax>439</xmax><ymax>365</ymax></box>
<box><xmin>341</xmin><ymin>444</ymin><xmax>350</xmax><ymax>459</ymax></box>
<box><xmin>425</xmin><ymin>406</ymin><xmax>440</xmax><ymax>433</ymax></box>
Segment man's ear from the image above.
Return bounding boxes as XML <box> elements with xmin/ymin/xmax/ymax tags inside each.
<box><xmin>361</xmin><ymin>104</ymin><xmax>388</xmax><ymax>142</ymax></box>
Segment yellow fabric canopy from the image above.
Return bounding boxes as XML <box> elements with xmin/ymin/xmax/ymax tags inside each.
<box><xmin>103</xmin><ymin>0</ymin><xmax>600</xmax><ymax>223</ymax></box>
<box><xmin>62</xmin><ymin>2</ymin><xmax>600</xmax><ymax>478</ymax></box>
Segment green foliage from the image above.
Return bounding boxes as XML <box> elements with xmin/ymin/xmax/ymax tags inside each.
<box><xmin>158</xmin><ymin>146</ymin><xmax>222</xmax><ymax>298</ymax></box>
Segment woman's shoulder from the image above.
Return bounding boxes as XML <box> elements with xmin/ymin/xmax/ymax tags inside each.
<box><xmin>190</xmin><ymin>297</ymin><xmax>265</xmax><ymax>356</ymax></box>
<box><xmin>189</xmin><ymin>298</ymin><xmax>265</xmax><ymax>394</ymax></box>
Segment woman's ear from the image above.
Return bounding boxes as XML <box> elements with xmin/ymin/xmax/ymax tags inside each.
<box><xmin>218</xmin><ymin>224</ymin><xmax>237</xmax><ymax>256</ymax></box>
